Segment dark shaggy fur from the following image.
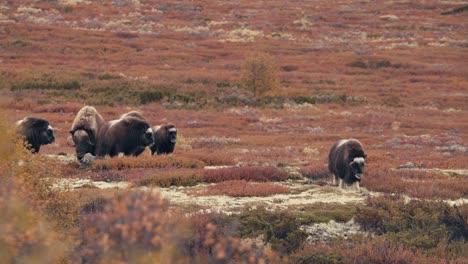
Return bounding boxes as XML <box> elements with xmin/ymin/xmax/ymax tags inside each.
<box><xmin>150</xmin><ymin>124</ymin><xmax>177</xmax><ymax>155</ymax></box>
<box><xmin>328</xmin><ymin>139</ymin><xmax>367</xmax><ymax>190</ymax></box>
<box><xmin>69</xmin><ymin>106</ymin><xmax>105</xmax><ymax>161</ymax></box>
<box><xmin>119</xmin><ymin>111</ymin><xmax>146</xmax><ymax>121</ymax></box>
<box><xmin>16</xmin><ymin>117</ymin><xmax>55</xmax><ymax>153</ymax></box>
<box><xmin>96</xmin><ymin>114</ymin><xmax>154</xmax><ymax>157</ymax></box>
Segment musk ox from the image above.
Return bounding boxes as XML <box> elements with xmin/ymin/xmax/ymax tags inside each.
<box><xmin>96</xmin><ymin>113</ymin><xmax>154</xmax><ymax>157</ymax></box>
<box><xmin>16</xmin><ymin>117</ymin><xmax>55</xmax><ymax>153</ymax></box>
<box><xmin>328</xmin><ymin>139</ymin><xmax>367</xmax><ymax>191</ymax></box>
<box><xmin>69</xmin><ymin>106</ymin><xmax>105</xmax><ymax>161</ymax></box>
<box><xmin>150</xmin><ymin>124</ymin><xmax>177</xmax><ymax>155</ymax></box>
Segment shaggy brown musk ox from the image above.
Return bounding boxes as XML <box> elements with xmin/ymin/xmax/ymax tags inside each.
<box><xmin>328</xmin><ymin>139</ymin><xmax>367</xmax><ymax>191</ymax></box>
<box><xmin>69</xmin><ymin>106</ymin><xmax>105</xmax><ymax>161</ymax></box>
<box><xmin>150</xmin><ymin>124</ymin><xmax>177</xmax><ymax>155</ymax></box>
<box><xmin>96</xmin><ymin>112</ymin><xmax>154</xmax><ymax>157</ymax></box>
<box><xmin>16</xmin><ymin>117</ymin><xmax>55</xmax><ymax>153</ymax></box>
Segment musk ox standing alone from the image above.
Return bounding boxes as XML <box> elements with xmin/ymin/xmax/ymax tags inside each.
<box><xmin>328</xmin><ymin>139</ymin><xmax>367</xmax><ymax>191</ymax></box>
<box><xmin>16</xmin><ymin>117</ymin><xmax>55</xmax><ymax>153</ymax></box>
<box><xmin>96</xmin><ymin>112</ymin><xmax>154</xmax><ymax>157</ymax></box>
<box><xmin>69</xmin><ymin>106</ymin><xmax>105</xmax><ymax>161</ymax></box>
<box><xmin>150</xmin><ymin>124</ymin><xmax>177</xmax><ymax>155</ymax></box>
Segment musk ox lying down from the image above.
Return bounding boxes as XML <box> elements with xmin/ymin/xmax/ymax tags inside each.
<box><xmin>69</xmin><ymin>106</ymin><xmax>105</xmax><ymax>162</ymax></box>
<box><xmin>96</xmin><ymin>111</ymin><xmax>154</xmax><ymax>157</ymax></box>
<box><xmin>150</xmin><ymin>124</ymin><xmax>177</xmax><ymax>155</ymax></box>
<box><xmin>16</xmin><ymin>117</ymin><xmax>55</xmax><ymax>153</ymax></box>
<box><xmin>328</xmin><ymin>139</ymin><xmax>367</xmax><ymax>192</ymax></box>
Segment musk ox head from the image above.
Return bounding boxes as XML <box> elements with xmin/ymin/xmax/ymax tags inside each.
<box><xmin>16</xmin><ymin>117</ymin><xmax>55</xmax><ymax>153</ymax></box>
<box><xmin>350</xmin><ymin>156</ymin><xmax>366</xmax><ymax>180</ymax></box>
<box><xmin>126</xmin><ymin>117</ymin><xmax>154</xmax><ymax>147</ymax></box>
<box><xmin>166</xmin><ymin>125</ymin><xmax>177</xmax><ymax>144</ymax></box>
<box><xmin>69</xmin><ymin>129</ymin><xmax>96</xmax><ymax>161</ymax></box>
<box><xmin>150</xmin><ymin>124</ymin><xmax>177</xmax><ymax>155</ymax></box>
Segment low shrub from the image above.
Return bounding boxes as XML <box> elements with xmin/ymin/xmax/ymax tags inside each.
<box><xmin>363</xmin><ymin>166</ymin><xmax>468</xmax><ymax>199</ymax></box>
<box><xmin>33</xmin><ymin>102</ymin><xmax>83</xmax><ymax>113</ymax></box>
<box><xmin>300</xmin><ymin>165</ymin><xmax>330</xmax><ymax>182</ymax></box>
<box><xmin>239</xmin><ymin>207</ymin><xmax>308</xmax><ymax>254</ymax></box>
<box><xmin>346</xmin><ymin>59</ymin><xmax>392</xmax><ymax>69</ymax></box>
<box><xmin>203</xmin><ymin>166</ymin><xmax>289</xmax><ymax>183</ymax></box>
<box><xmin>11</xmin><ymin>79</ymin><xmax>80</xmax><ymax>91</ymax></box>
<box><xmin>77</xmin><ymin>192</ymin><xmax>279</xmax><ymax>263</ymax></box>
<box><xmin>295</xmin><ymin>203</ymin><xmax>356</xmax><ymax>224</ymax></box>
<box><xmin>355</xmin><ymin>195</ymin><xmax>467</xmax><ymax>250</ymax></box>
<box><xmin>290</xmin><ymin>244</ymin><xmax>344</xmax><ymax>264</ymax></box>
<box><xmin>192</xmin><ymin>136</ymin><xmax>241</xmax><ymax>149</ymax></box>
<box><xmin>242</xmin><ymin>52</ymin><xmax>279</xmax><ymax>97</ymax></box>
<box><xmin>180</xmin><ymin>152</ymin><xmax>237</xmax><ymax>166</ymax></box>
<box><xmin>77</xmin><ymin>192</ymin><xmax>190</xmax><ymax>263</ymax></box>
<box><xmin>93</xmin><ymin>155</ymin><xmax>205</xmax><ymax>170</ymax></box>
<box><xmin>134</xmin><ymin>169</ymin><xmax>203</xmax><ymax>187</ymax></box>
<box><xmin>139</xmin><ymin>90</ymin><xmax>164</xmax><ymax>104</ymax></box>
<box><xmin>0</xmin><ymin>186</ymin><xmax>67</xmax><ymax>263</ymax></box>
<box><xmin>200</xmin><ymin>180</ymin><xmax>289</xmax><ymax>197</ymax></box>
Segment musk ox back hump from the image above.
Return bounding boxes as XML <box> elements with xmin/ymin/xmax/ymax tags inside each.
<box><xmin>70</xmin><ymin>106</ymin><xmax>105</xmax><ymax>136</ymax></box>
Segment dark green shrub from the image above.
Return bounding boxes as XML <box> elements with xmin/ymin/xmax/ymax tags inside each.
<box><xmin>239</xmin><ymin>208</ymin><xmax>307</xmax><ymax>254</ymax></box>
<box><xmin>11</xmin><ymin>80</ymin><xmax>80</xmax><ymax>91</ymax></box>
<box><xmin>139</xmin><ymin>90</ymin><xmax>164</xmax><ymax>104</ymax></box>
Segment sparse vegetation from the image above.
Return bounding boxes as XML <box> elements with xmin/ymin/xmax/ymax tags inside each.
<box><xmin>239</xmin><ymin>207</ymin><xmax>308</xmax><ymax>254</ymax></box>
<box><xmin>1</xmin><ymin>0</ymin><xmax>467</xmax><ymax>262</ymax></box>
<box><xmin>203</xmin><ymin>166</ymin><xmax>289</xmax><ymax>183</ymax></box>
<box><xmin>93</xmin><ymin>156</ymin><xmax>206</xmax><ymax>170</ymax></box>
<box><xmin>200</xmin><ymin>180</ymin><xmax>289</xmax><ymax>197</ymax></box>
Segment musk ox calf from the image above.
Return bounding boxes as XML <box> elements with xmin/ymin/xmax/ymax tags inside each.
<box><xmin>96</xmin><ymin>112</ymin><xmax>154</xmax><ymax>157</ymax></box>
<box><xmin>16</xmin><ymin>117</ymin><xmax>55</xmax><ymax>153</ymax></box>
<box><xmin>328</xmin><ymin>139</ymin><xmax>367</xmax><ymax>192</ymax></box>
<box><xmin>69</xmin><ymin>106</ymin><xmax>105</xmax><ymax>162</ymax></box>
<box><xmin>150</xmin><ymin>124</ymin><xmax>177</xmax><ymax>155</ymax></box>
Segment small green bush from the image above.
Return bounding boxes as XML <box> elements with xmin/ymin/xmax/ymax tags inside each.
<box><xmin>139</xmin><ymin>90</ymin><xmax>164</xmax><ymax>104</ymax></box>
<box><xmin>347</xmin><ymin>59</ymin><xmax>392</xmax><ymax>69</ymax></box>
<box><xmin>239</xmin><ymin>208</ymin><xmax>307</xmax><ymax>254</ymax></box>
<box><xmin>11</xmin><ymin>80</ymin><xmax>80</xmax><ymax>91</ymax></box>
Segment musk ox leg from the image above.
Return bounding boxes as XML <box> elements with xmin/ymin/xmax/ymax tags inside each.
<box><xmin>338</xmin><ymin>178</ymin><xmax>344</xmax><ymax>189</ymax></box>
<box><xmin>331</xmin><ymin>174</ymin><xmax>336</xmax><ymax>185</ymax></box>
<box><xmin>355</xmin><ymin>181</ymin><xmax>361</xmax><ymax>192</ymax></box>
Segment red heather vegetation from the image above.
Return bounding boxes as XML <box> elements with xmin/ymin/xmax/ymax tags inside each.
<box><xmin>92</xmin><ymin>155</ymin><xmax>205</xmax><ymax>170</ymax></box>
<box><xmin>133</xmin><ymin>169</ymin><xmax>203</xmax><ymax>187</ymax></box>
<box><xmin>1</xmin><ymin>0</ymin><xmax>467</xmax><ymax>262</ymax></box>
<box><xmin>77</xmin><ymin>192</ymin><xmax>279</xmax><ymax>263</ymax></box>
<box><xmin>203</xmin><ymin>166</ymin><xmax>289</xmax><ymax>183</ymax></box>
<box><xmin>200</xmin><ymin>180</ymin><xmax>289</xmax><ymax>197</ymax></box>
<box><xmin>363</xmin><ymin>166</ymin><xmax>468</xmax><ymax>200</ymax></box>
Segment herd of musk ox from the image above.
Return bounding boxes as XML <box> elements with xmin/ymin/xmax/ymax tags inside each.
<box><xmin>15</xmin><ymin>105</ymin><xmax>367</xmax><ymax>191</ymax></box>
